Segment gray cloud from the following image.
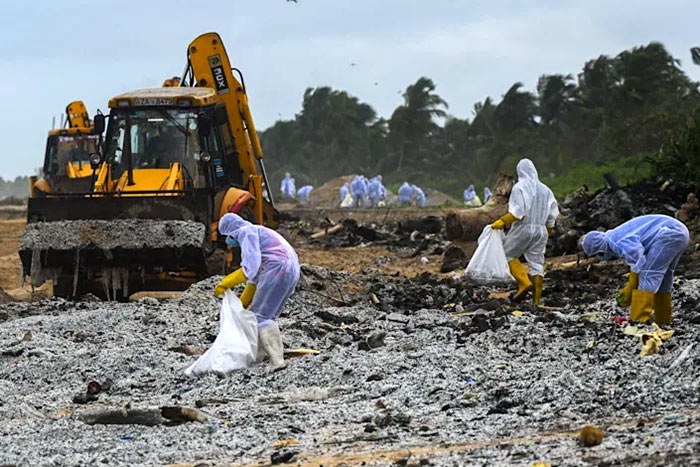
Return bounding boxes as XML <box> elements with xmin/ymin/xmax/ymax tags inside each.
<box><xmin>1</xmin><ymin>0</ymin><xmax>699</xmax><ymax>177</ymax></box>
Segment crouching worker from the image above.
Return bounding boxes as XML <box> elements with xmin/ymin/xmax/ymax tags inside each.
<box><xmin>491</xmin><ymin>159</ymin><xmax>559</xmax><ymax>305</ymax></box>
<box><xmin>214</xmin><ymin>213</ymin><xmax>301</xmax><ymax>369</ymax></box>
<box><xmin>581</xmin><ymin>215</ymin><xmax>689</xmax><ymax>325</ymax></box>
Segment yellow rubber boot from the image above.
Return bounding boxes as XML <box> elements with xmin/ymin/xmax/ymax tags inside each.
<box><xmin>508</xmin><ymin>259</ymin><xmax>533</xmax><ymax>302</ymax></box>
<box><xmin>533</xmin><ymin>275</ymin><xmax>543</xmax><ymax>306</ymax></box>
<box><xmin>630</xmin><ymin>289</ymin><xmax>654</xmax><ymax>322</ymax></box>
<box><xmin>653</xmin><ymin>293</ymin><xmax>672</xmax><ymax>326</ymax></box>
<box><xmin>240</xmin><ymin>283</ymin><xmax>257</xmax><ymax>308</ymax></box>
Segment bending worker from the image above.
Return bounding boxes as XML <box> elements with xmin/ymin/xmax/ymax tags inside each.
<box><xmin>581</xmin><ymin>215</ymin><xmax>689</xmax><ymax>325</ymax></box>
<box><xmin>492</xmin><ymin>159</ymin><xmax>559</xmax><ymax>305</ymax></box>
<box><xmin>214</xmin><ymin>213</ymin><xmax>301</xmax><ymax>369</ymax></box>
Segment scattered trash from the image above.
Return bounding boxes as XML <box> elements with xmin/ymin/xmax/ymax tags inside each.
<box><xmin>273</xmin><ymin>439</ymin><xmax>299</xmax><ymax>447</ymax></box>
<box><xmin>512</xmin><ymin>311</ymin><xmax>524</xmax><ymax>317</ymax></box>
<box><xmin>160</xmin><ymin>406</ymin><xmax>211</xmax><ymax>424</ymax></box>
<box><xmin>578</xmin><ymin>425</ymin><xmax>604</xmax><ymax>447</ymax></box>
<box><xmin>73</xmin><ymin>380</ymin><xmax>104</xmax><ymax>405</ymax></box>
<box><xmin>440</xmin><ymin>244</ymin><xmax>468</xmax><ymax>273</ymax></box>
<box><xmin>624</xmin><ymin>324</ymin><xmax>674</xmax><ymax>356</ymax></box>
<box><xmin>284</xmin><ymin>348</ymin><xmax>321</xmax><ymax>359</ymax></box>
<box><xmin>610</xmin><ymin>316</ymin><xmax>629</xmax><ymax>324</ymax></box>
<box><xmin>79</xmin><ymin>407</ymin><xmax>164</xmax><ymax>426</ymax></box>
<box><xmin>358</xmin><ymin>331</ymin><xmax>386</xmax><ymax>350</ymax></box>
<box><xmin>119</xmin><ymin>435</ymin><xmax>134</xmax><ymax>441</ymax></box>
<box><xmin>270</xmin><ymin>449</ymin><xmax>298</xmax><ymax>465</ymax></box>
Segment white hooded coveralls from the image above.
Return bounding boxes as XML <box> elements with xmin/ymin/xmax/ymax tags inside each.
<box><xmin>503</xmin><ymin>159</ymin><xmax>559</xmax><ymax>276</ymax></box>
<box><xmin>218</xmin><ymin>214</ymin><xmax>301</xmax><ymax>328</ymax></box>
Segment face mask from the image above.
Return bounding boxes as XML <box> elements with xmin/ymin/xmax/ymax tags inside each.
<box><xmin>226</xmin><ymin>236</ymin><xmax>239</xmax><ymax>248</ymax></box>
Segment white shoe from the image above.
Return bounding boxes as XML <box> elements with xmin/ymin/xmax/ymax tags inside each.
<box><xmin>258</xmin><ymin>323</ymin><xmax>286</xmax><ymax>370</ymax></box>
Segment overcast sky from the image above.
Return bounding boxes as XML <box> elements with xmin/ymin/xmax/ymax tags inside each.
<box><xmin>1</xmin><ymin>0</ymin><xmax>699</xmax><ymax>178</ymax></box>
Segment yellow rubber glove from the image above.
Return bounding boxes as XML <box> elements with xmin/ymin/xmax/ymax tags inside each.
<box><xmin>491</xmin><ymin>212</ymin><xmax>518</xmax><ymax>230</ymax></box>
<box><xmin>240</xmin><ymin>283</ymin><xmax>257</xmax><ymax>307</ymax></box>
<box><xmin>214</xmin><ymin>268</ymin><xmax>247</xmax><ymax>297</ymax></box>
<box><xmin>546</xmin><ymin>226</ymin><xmax>553</xmax><ymax>236</ymax></box>
<box><xmin>616</xmin><ymin>271</ymin><xmax>639</xmax><ymax>307</ymax></box>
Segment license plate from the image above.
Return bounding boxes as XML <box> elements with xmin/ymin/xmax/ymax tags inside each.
<box><xmin>134</xmin><ymin>97</ymin><xmax>174</xmax><ymax>106</ymax></box>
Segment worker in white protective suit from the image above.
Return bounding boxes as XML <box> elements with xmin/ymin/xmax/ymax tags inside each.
<box><xmin>581</xmin><ymin>215</ymin><xmax>689</xmax><ymax>325</ymax></box>
<box><xmin>280</xmin><ymin>173</ymin><xmax>296</xmax><ymax>200</ymax></box>
<box><xmin>491</xmin><ymin>159</ymin><xmax>559</xmax><ymax>305</ymax></box>
<box><xmin>214</xmin><ymin>213</ymin><xmax>300</xmax><ymax>369</ymax></box>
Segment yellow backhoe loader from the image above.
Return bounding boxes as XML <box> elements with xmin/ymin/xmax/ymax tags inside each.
<box><xmin>33</xmin><ymin>101</ymin><xmax>104</xmax><ymax>195</ymax></box>
<box><xmin>21</xmin><ymin>33</ymin><xmax>278</xmax><ymax>299</ymax></box>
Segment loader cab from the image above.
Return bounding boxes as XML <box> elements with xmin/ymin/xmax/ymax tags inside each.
<box><xmin>45</xmin><ymin>131</ymin><xmax>101</xmax><ymax>178</ymax></box>
<box><xmin>104</xmin><ymin>88</ymin><xmax>243</xmax><ymax>191</ymax></box>
<box><xmin>41</xmin><ymin>128</ymin><xmax>101</xmax><ymax>193</ymax></box>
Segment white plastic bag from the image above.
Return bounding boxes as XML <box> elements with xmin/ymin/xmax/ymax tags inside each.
<box><xmin>340</xmin><ymin>192</ymin><xmax>354</xmax><ymax>208</ymax></box>
<box><xmin>464</xmin><ymin>226</ymin><xmax>514</xmax><ymax>285</ymax></box>
<box><xmin>184</xmin><ymin>290</ymin><xmax>259</xmax><ymax>377</ymax></box>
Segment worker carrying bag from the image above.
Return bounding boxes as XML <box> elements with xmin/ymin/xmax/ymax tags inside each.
<box><xmin>185</xmin><ymin>290</ymin><xmax>259</xmax><ymax>377</ymax></box>
<box><xmin>465</xmin><ymin>226</ymin><xmax>514</xmax><ymax>285</ymax></box>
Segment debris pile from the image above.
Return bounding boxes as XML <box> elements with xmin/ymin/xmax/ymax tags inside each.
<box><xmin>551</xmin><ymin>179</ymin><xmax>695</xmax><ymax>255</ymax></box>
<box><xmin>1</xmin><ymin>259</ymin><xmax>700</xmax><ymax>465</ymax></box>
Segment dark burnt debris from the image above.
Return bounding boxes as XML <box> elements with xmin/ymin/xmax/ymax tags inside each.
<box><xmin>551</xmin><ymin>178</ymin><xmax>696</xmax><ymax>255</ymax></box>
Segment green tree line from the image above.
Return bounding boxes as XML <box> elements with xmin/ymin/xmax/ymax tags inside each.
<box><xmin>260</xmin><ymin>42</ymin><xmax>700</xmax><ymax>198</ymax></box>
<box><xmin>0</xmin><ymin>176</ymin><xmax>30</xmax><ymax>199</ymax></box>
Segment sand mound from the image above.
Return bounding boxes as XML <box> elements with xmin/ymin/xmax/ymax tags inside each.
<box><xmin>307</xmin><ymin>175</ymin><xmax>355</xmax><ymax>208</ymax></box>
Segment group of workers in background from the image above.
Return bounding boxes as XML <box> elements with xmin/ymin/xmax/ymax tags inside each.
<box><xmin>398</xmin><ymin>182</ymin><xmax>426</xmax><ymax>207</ymax></box>
<box><xmin>464</xmin><ymin>185</ymin><xmax>492</xmax><ymax>207</ymax></box>
<box><xmin>280</xmin><ymin>172</ymin><xmax>314</xmax><ymax>206</ymax></box>
<box><xmin>340</xmin><ymin>175</ymin><xmax>388</xmax><ymax>208</ymax></box>
<box><xmin>219</xmin><ymin>158</ymin><xmax>689</xmax><ymax>370</ymax></box>
<box><xmin>282</xmin><ymin>172</ymin><xmax>494</xmax><ymax>210</ymax></box>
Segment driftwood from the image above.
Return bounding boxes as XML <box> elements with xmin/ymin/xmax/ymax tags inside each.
<box><xmin>79</xmin><ymin>407</ymin><xmax>163</xmax><ymax>426</ymax></box>
<box><xmin>311</xmin><ymin>224</ymin><xmax>343</xmax><ymax>239</ymax></box>
<box><xmin>445</xmin><ymin>173</ymin><xmax>515</xmax><ymax>241</ymax></box>
<box><xmin>160</xmin><ymin>406</ymin><xmax>210</xmax><ymax>423</ymax></box>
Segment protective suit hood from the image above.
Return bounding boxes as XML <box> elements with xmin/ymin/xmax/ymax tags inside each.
<box><xmin>219</xmin><ymin>213</ymin><xmax>252</xmax><ymax>236</ymax></box>
<box><xmin>581</xmin><ymin>231</ymin><xmax>608</xmax><ymax>257</ymax></box>
<box><xmin>516</xmin><ymin>158</ymin><xmax>539</xmax><ymax>182</ymax></box>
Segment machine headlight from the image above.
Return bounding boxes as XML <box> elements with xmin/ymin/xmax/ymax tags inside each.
<box><xmin>200</xmin><ymin>152</ymin><xmax>212</xmax><ymax>163</ymax></box>
<box><xmin>89</xmin><ymin>153</ymin><xmax>103</xmax><ymax>168</ymax></box>
<box><xmin>117</xmin><ymin>99</ymin><xmax>130</xmax><ymax>107</ymax></box>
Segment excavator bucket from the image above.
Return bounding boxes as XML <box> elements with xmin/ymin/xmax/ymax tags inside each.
<box><xmin>19</xmin><ymin>192</ymin><xmax>213</xmax><ymax>299</ymax></box>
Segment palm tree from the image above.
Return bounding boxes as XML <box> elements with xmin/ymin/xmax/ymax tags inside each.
<box><xmin>389</xmin><ymin>77</ymin><xmax>448</xmax><ymax>170</ymax></box>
